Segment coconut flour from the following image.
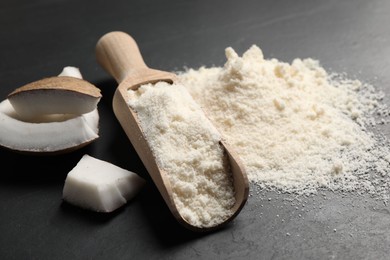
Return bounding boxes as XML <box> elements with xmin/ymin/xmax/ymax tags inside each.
<box><xmin>127</xmin><ymin>82</ymin><xmax>235</xmax><ymax>228</ymax></box>
<box><xmin>178</xmin><ymin>45</ymin><xmax>390</xmax><ymax>201</ymax></box>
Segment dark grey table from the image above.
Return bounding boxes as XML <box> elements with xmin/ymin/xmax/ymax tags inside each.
<box><xmin>1</xmin><ymin>0</ymin><xmax>390</xmax><ymax>259</ymax></box>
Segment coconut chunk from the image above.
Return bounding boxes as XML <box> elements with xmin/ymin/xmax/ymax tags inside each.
<box><xmin>0</xmin><ymin>66</ymin><xmax>101</xmax><ymax>154</ymax></box>
<box><xmin>0</xmin><ymin>99</ymin><xmax>99</xmax><ymax>154</ymax></box>
<box><xmin>58</xmin><ymin>66</ymin><xmax>83</xmax><ymax>78</ymax></box>
<box><xmin>7</xmin><ymin>66</ymin><xmax>102</xmax><ymax>120</ymax></box>
<box><xmin>62</xmin><ymin>154</ymin><xmax>145</xmax><ymax>212</ymax></box>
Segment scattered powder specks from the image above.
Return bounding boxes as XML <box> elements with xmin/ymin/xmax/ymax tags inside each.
<box><xmin>178</xmin><ymin>45</ymin><xmax>390</xmax><ymax>201</ymax></box>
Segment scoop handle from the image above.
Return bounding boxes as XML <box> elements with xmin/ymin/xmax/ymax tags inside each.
<box><xmin>96</xmin><ymin>31</ymin><xmax>148</xmax><ymax>83</ymax></box>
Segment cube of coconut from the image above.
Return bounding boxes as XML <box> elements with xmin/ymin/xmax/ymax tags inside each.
<box><xmin>63</xmin><ymin>154</ymin><xmax>145</xmax><ymax>212</ymax></box>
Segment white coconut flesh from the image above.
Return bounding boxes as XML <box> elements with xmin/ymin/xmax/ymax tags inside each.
<box><xmin>0</xmin><ymin>99</ymin><xmax>99</xmax><ymax>153</ymax></box>
<box><xmin>0</xmin><ymin>66</ymin><xmax>100</xmax><ymax>153</ymax></box>
<box><xmin>58</xmin><ymin>66</ymin><xmax>83</xmax><ymax>78</ymax></box>
<box><xmin>7</xmin><ymin>67</ymin><xmax>101</xmax><ymax>120</ymax></box>
<box><xmin>62</xmin><ymin>154</ymin><xmax>145</xmax><ymax>213</ymax></box>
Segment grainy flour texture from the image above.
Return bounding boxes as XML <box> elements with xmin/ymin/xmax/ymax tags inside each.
<box><xmin>127</xmin><ymin>83</ymin><xmax>235</xmax><ymax>228</ymax></box>
<box><xmin>178</xmin><ymin>45</ymin><xmax>390</xmax><ymax>201</ymax></box>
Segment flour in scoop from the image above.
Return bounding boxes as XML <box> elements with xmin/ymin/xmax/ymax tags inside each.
<box><xmin>127</xmin><ymin>82</ymin><xmax>235</xmax><ymax>228</ymax></box>
<box><xmin>178</xmin><ymin>45</ymin><xmax>390</xmax><ymax>201</ymax></box>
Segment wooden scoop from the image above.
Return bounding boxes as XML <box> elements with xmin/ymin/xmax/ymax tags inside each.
<box><xmin>95</xmin><ymin>31</ymin><xmax>249</xmax><ymax>232</ymax></box>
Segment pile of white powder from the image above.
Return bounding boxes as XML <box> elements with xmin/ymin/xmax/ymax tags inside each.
<box><xmin>127</xmin><ymin>83</ymin><xmax>235</xmax><ymax>228</ymax></box>
<box><xmin>178</xmin><ymin>45</ymin><xmax>390</xmax><ymax>200</ymax></box>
